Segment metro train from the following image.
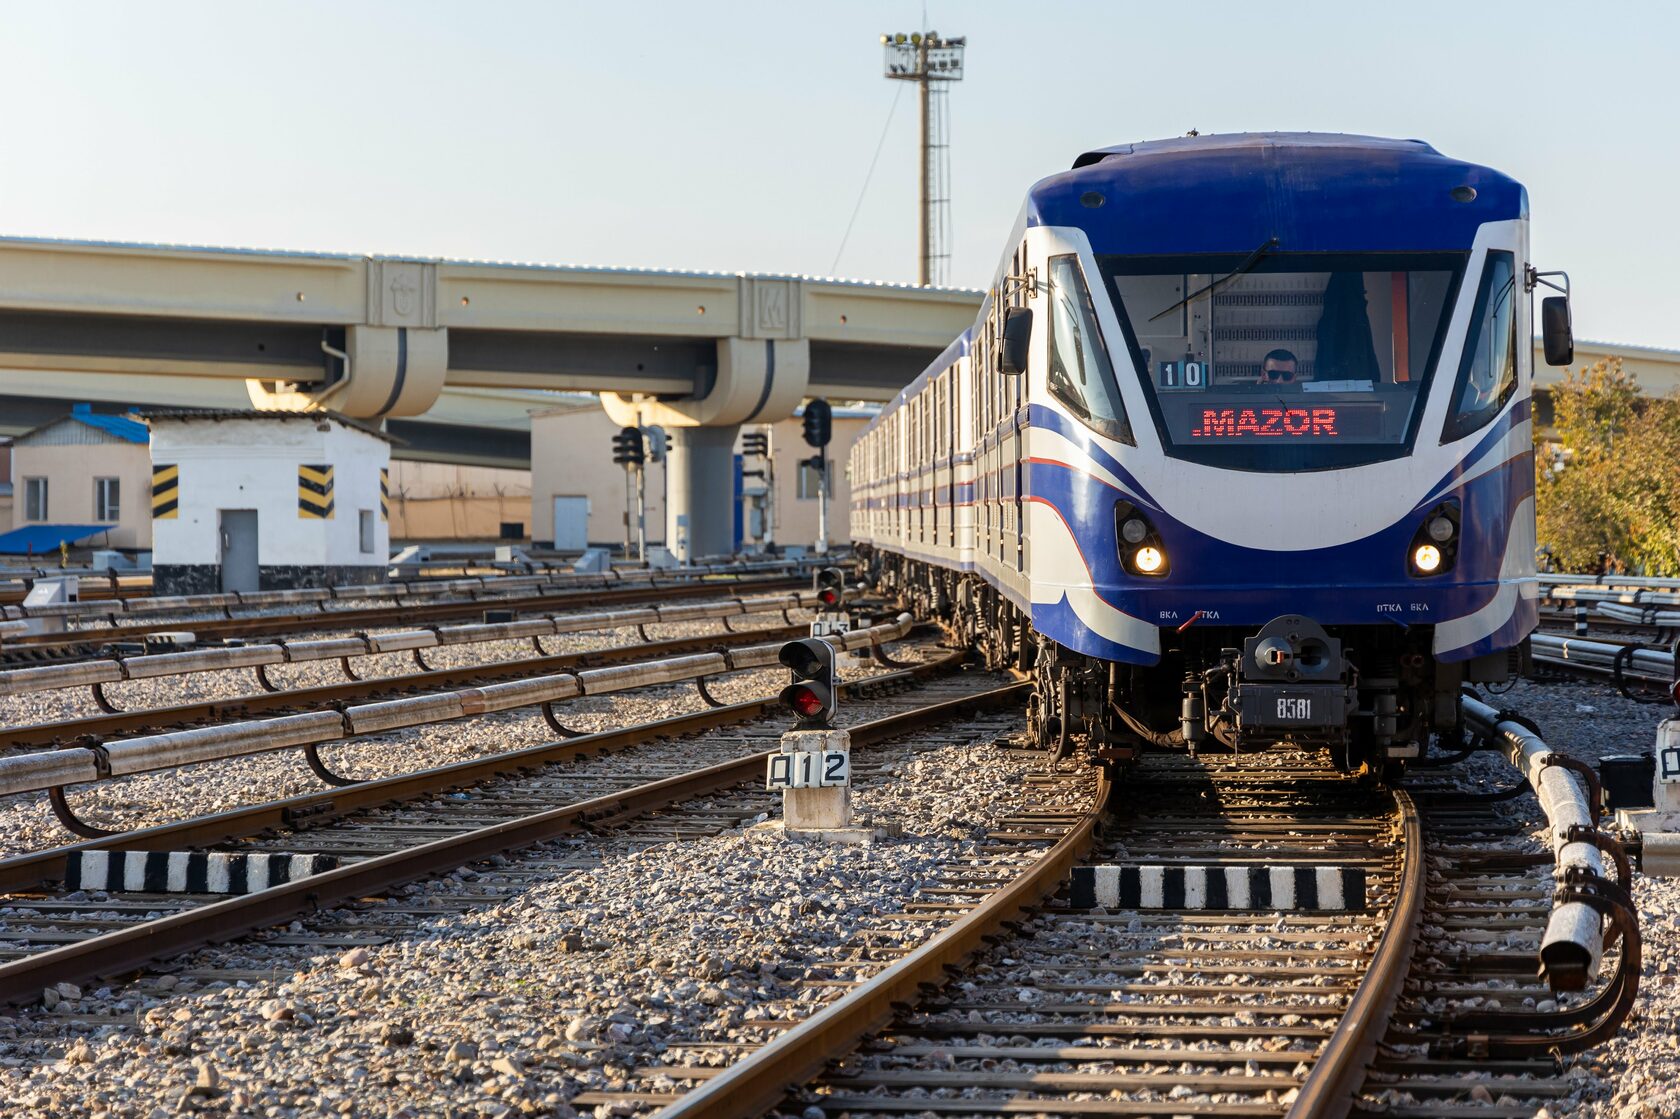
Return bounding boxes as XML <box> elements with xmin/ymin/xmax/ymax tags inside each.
<box><xmin>849</xmin><ymin>133</ymin><xmax>1573</xmax><ymax>776</ymax></box>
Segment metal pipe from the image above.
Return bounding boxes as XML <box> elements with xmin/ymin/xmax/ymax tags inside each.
<box><xmin>0</xmin><ymin>591</ymin><xmax>826</xmax><ymax>697</ymax></box>
<box><xmin>1461</xmin><ymin>694</ymin><xmax>1606</xmax><ymax>988</ymax></box>
<box><xmin>0</xmin><ymin>560</ymin><xmax>813</xmax><ymax>622</ymax></box>
<box><xmin>0</xmin><ymin>615</ymin><xmax>915</xmax><ymax>798</ymax></box>
<box><xmin>1541</xmin><ymin>572</ymin><xmax>1680</xmax><ymax>591</ymax></box>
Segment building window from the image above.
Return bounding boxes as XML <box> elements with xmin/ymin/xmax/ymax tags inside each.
<box><xmin>359</xmin><ymin>509</ymin><xmax>375</xmax><ymax>554</ymax></box>
<box><xmin>94</xmin><ymin>477</ymin><xmax>120</xmax><ymax>522</ymax></box>
<box><xmin>796</xmin><ymin>458</ymin><xmax>828</xmax><ymax>501</ymax></box>
<box><xmin>23</xmin><ymin>477</ymin><xmax>47</xmax><ymax>522</ymax></box>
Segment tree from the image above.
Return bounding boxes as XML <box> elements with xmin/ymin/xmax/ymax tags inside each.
<box><xmin>1536</xmin><ymin>358</ymin><xmax>1680</xmax><ymax>574</ymax></box>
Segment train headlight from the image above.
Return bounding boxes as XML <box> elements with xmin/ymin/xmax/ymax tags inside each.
<box><xmin>1121</xmin><ymin>518</ymin><xmax>1149</xmax><ymax>545</ymax></box>
<box><xmin>1134</xmin><ymin>546</ymin><xmax>1166</xmax><ymax>574</ymax></box>
<box><xmin>1409</xmin><ymin>499</ymin><xmax>1460</xmax><ymax>577</ymax></box>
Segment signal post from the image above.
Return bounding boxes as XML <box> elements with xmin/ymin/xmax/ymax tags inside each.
<box><xmin>803</xmin><ymin>400</ymin><xmax>833</xmax><ymax>555</ymax></box>
<box><xmin>765</xmin><ymin>610</ymin><xmax>885</xmax><ymax>843</ymax></box>
<box><xmin>611</xmin><ymin>426</ymin><xmax>647</xmax><ymax>563</ymax></box>
<box><xmin>769</xmin><ymin>636</ymin><xmax>852</xmax><ymax>831</ymax></box>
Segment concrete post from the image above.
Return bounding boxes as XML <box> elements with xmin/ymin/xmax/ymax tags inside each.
<box><xmin>667</xmin><ymin>425</ymin><xmax>740</xmax><ymax>563</ymax></box>
<box><xmin>778</xmin><ymin>728</ymin><xmax>852</xmax><ymax>831</ymax></box>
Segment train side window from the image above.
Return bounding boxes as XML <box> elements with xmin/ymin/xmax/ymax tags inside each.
<box><xmin>1047</xmin><ymin>256</ymin><xmax>1134</xmax><ymax>445</ymax></box>
<box><xmin>1442</xmin><ymin>250</ymin><xmax>1518</xmax><ymax>443</ymax></box>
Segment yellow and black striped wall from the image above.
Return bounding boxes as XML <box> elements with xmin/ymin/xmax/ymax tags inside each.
<box><xmin>151</xmin><ymin>464</ymin><xmax>179</xmax><ymax>520</ymax></box>
<box><xmin>380</xmin><ymin>467</ymin><xmax>390</xmax><ymax>522</ymax></box>
<box><xmin>297</xmin><ymin>463</ymin><xmax>335</xmax><ymax>519</ymax></box>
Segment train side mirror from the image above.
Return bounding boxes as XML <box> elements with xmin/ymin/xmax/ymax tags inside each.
<box><xmin>1541</xmin><ymin>295</ymin><xmax>1573</xmax><ymax>367</ymax></box>
<box><xmin>999</xmin><ymin>307</ymin><xmax>1033</xmax><ymax>376</ymax></box>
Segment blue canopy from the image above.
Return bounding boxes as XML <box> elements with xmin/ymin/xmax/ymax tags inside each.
<box><xmin>0</xmin><ymin>525</ymin><xmax>110</xmax><ymax>555</ymax></box>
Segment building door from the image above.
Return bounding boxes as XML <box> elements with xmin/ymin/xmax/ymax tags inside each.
<box><xmin>551</xmin><ymin>496</ymin><xmax>589</xmax><ymax>552</ymax></box>
<box><xmin>219</xmin><ymin>510</ymin><xmax>259</xmax><ymax>594</ymax></box>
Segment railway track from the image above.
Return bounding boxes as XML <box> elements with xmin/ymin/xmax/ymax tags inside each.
<box><xmin>567</xmin><ymin>747</ymin><xmax>1410</xmax><ymax>1118</ymax></box>
<box><xmin>1346</xmin><ymin>759</ymin><xmax>1640</xmax><ymax>1118</ymax></box>
<box><xmin>0</xmin><ymin>603</ymin><xmax>1637</xmax><ymax>1116</ymax></box>
<box><xmin>0</xmin><ymin>620</ymin><xmax>808</xmax><ymax>750</ymax></box>
<box><xmin>0</xmin><ymin>573</ymin><xmax>805</xmax><ymax>661</ymax></box>
<box><xmin>593</xmin><ymin>736</ymin><xmax>1634</xmax><ymax>1118</ymax></box>
<box><xmin>0</xmin><ymin>649</ymin><xmax>1000</xmax><ymax>1006</ymax></box>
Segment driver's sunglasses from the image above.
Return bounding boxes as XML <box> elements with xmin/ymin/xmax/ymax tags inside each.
<box><xmin>1263</xmin><ymin>367</ymin><xmax>1296</xmax><ymax>382</ymax></box>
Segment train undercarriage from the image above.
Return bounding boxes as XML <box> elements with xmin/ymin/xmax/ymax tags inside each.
<box><xmin>865</xmin><ymin>547</ymin><xmax>1523</xmax><ymax>781</ymax></box>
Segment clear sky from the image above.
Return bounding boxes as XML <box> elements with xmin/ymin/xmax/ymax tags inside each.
<box><xmin>0</xmin><ymin>1</ymin><xmax>1674</xmax><ymax>348</ymax></box>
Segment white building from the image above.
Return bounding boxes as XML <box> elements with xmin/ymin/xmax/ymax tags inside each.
<box><xmin>146</xmin><ymin>410</ymin><xmax>392</xmax><ymax>594</ymax></box>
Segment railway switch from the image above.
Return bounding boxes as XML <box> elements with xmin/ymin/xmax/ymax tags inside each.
<box><xmin>1610</xmin><ymin>720</ymin><xmax>1680</xmax><ymax>876</ymax></box>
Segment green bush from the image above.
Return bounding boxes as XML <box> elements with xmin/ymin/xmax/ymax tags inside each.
<box><xmin>1536</xmin><ymin>358</ymin><xmax>1680</xmax><ymax>574</ymax></box>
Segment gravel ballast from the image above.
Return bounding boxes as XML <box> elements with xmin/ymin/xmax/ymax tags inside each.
<box><xmin>0</xmin><ymin>653</ymin><xmax>1673</xmax><ymax>1117</ymax></box>
<box><xmin>0</xmin><ymin>690</ymin><xmax>1082</xmax><ymax>1119</ymax></box>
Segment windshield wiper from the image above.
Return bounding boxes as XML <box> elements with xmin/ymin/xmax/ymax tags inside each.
<box><xmin>1148</xmin><ymin>237</ymin><xmax>1280</xmax><ymax>323</ymax></box>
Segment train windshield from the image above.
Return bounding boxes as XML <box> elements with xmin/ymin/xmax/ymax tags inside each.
<box><xmin>1098</xmin><ymin>252</ymin><xmax>1465</xmax><ymax>471</ymax></box>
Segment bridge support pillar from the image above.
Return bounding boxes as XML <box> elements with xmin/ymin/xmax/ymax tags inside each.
<box><xmin>667</xmin><ymin>425</ymin><xmax>740</xmax><ymax>563</ymax></box>
<box><xmin>604</xmin><ymin>333</ymin><xmax>811</xmax><ymax>563</ymax></box>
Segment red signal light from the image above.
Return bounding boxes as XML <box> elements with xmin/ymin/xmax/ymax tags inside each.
<box><xmin>787</xmin><ymin>685</ymin><xmax>824</xmax><ymax>717</ymax></box>
<box><xmin>818</xmin><ymin>589</ymin><xmax>839</xmax><ymax>607</ymax></box>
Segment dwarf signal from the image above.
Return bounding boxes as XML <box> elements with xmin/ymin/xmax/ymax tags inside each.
<box><xmin>778</xmin><ymin>637</ymin><xmax>837</xmax><ymax>728</ymax></box>
<box><xmin>814</xmin><ymin>567</ymin><xmax>845</xmax><ymax>608</ymax></box>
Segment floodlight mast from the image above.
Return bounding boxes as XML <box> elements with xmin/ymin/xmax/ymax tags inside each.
<box><xmin>881</xmin><ymin>31</ymin><xmax>966</xmax><ymax>287</ymax></box>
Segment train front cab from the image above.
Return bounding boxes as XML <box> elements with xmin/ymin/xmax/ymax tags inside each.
<box><xmin>993</xmin><ymin>214</ymin><xmax>1551</xmax><ymax>771</ymax></box>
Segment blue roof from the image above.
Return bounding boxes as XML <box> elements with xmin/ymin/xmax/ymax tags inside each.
<box><xmin>67</xmin><ymin>403</ymin><xmax>148</xmax><ymax>444</ymax></box>
<box><xmin>1029</xmin><ymin>132</ymin><xmax>1526</xmax><ymax>255</ymax></box>
<box><xmin>0</xmin><ymin>525</ymin><xmax>110</xmax><ymax>555</ymax></box>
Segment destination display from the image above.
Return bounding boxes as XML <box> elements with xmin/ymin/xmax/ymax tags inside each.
<box><xmin>1159</xmin><ymin>398</ymin><xmax>1395</xmax><ymax>443</ymax></box>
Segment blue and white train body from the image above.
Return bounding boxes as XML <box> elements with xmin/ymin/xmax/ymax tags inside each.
<box><xmin>850</xmin><ymin>133</ymin><xmax>1561</xmax><ymax>772</ymax></box>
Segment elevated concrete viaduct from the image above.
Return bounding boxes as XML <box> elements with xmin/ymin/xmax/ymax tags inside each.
<box><xmin>0</xmin><ymin>236</ymin><xmax>979</xmax><ymax>558</ymax></box>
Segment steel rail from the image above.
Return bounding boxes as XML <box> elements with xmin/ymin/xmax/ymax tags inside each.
<box><xmin>1284</xmin><ymin>787</ymin><xmax>1424</xmax><ymax>1119</ymax></box>
<box><xmin>0</xmin><ymin>675</ymin><xmax>1020</xmax><ymax>1008</ymax></box>
<box><xmin>653</xmin><ymin>750</ymin><xmax>1106</xmax><ymax>1119</ymax></box>
<box><xmin>0</xmin><ymin>624</ymin><xmax>806</xmax><ymax>749</ymax></box>
<box><xmin>0</xmin><ymin>575</ymin><xmax>806</xmax><ymax>650</ymax></box>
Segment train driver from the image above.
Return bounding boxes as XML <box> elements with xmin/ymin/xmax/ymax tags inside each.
<box><xmin>1258</xmin><ymin>349</ymin><xmax>1298</xmax><ymax>385</ymax></box>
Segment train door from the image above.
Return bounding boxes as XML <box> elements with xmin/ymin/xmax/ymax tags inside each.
<box><xmin>943</xmin><ymin>369</ymin><xmax>956</xmax><ymax>548</ymax></box>
<box><xmin>981</xmin><ymin>302</ymin><xmax>998</xmax><ymax>565</ymax></box>
<box><xmin>934</xmin><ymin>373</ymin><xmax>948</xmax><ymax>548</ymax></box>
<box><xmin>1010</xmin><ymin>245</ymin><xmax>1030</xmax><ymax>573</ymax></box>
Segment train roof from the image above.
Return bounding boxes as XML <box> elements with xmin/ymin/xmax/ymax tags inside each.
<box><xmin>860</xmin><ymin>330</ymin><xmax>971</xmax><ymax>438</ymax></box>
<box><xmin>1032</xmin><ymin>132</ymin><xmax>1525</xmax><ymax>255</ymax></box>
